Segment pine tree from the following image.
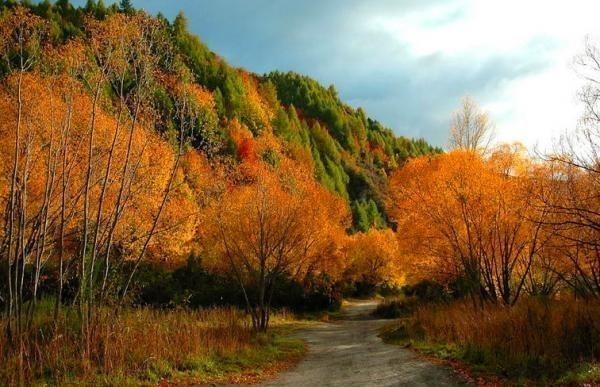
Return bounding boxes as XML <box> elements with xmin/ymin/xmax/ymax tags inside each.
<box><xmin>213</xmin><ymin>87</ymin><xmax>225</xmax><ymax>118</ymax></box>
<box><xmin>119</xmin><ymin>0</ymin><xmax>134</xmax><ymax>14</ymax></box>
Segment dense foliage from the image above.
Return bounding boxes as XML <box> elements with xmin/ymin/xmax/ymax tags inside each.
<box><xmin>4</xmin><ymin>1</ymin><xmax>598</xmax><ymax>384</ymax></box>
<box><xmin>0</xmin><ymin>0</ymin><xmax>425</xmax><ymax>346</ymax></box>
<box><xmin>0</xmin><ymin>0</ymin><xmax>438</xmax><ymax>230</ymax></box>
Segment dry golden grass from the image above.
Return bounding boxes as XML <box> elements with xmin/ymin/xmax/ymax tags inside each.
<box><xmin>0</xmin><ymin>304</ymin><xmax>302</xmax><ymax>385</ymax></box>
<box><xmin>385</xmin><ymin>297</ymin><xmax>600</xmax><ymax>381</ymax></box>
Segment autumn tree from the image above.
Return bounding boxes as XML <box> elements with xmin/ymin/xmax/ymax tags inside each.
<box><xmin>202</xmin><ymin>161</ymin><xmax>348</xmax><ymax>331</ymax></box>
<box><xmin>344</xmin><ymin>229</ymin><xmax>402</xmax><ymax>292</ymax></box>
<box><xmin>0</xmin><ymin>9</ymin><xmax>202</xmax><ymax>347</ymax></box>
<box><xmin>449</xmin><ymin>97</ymin><xmax>494</xmax><ymax>154</ymax></box>
<box><xmin>0</xmin><ymin>7</ymin><xmax>48</xmax><ymax>340</ymax></box>
<box><xmin>389</xmin><ymin>149</ymin><xmax>552</xmax><ymax>305</ymax></box>
<box><xmin>534</xmin><ymin>37</ymin><xmax>600</xmax><ymax>297</ymax></box>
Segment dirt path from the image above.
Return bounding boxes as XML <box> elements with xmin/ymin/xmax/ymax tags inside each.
<box><xmin>263</xmin><ymin>299</ymin><xmax>468</xmax><ymax>386</ymax></box>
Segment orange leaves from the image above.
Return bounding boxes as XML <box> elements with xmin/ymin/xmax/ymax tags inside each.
<box><xmin>85</xmin><ymin>12</ymin><xmax>160</xmax><ymax>76</ymax></box>
<box><xmin>237</xmin><ymin>138</ymin><xmax>256</xmax><ymax>162</ymax></box>
<box><xmin>200</xmin><ymin>164</ymin><xmax>298</xmax><ymax>275</ymax></box>
<box><xmin>192</xmin><ymin>85</ymin><xmax>217</xmax><ymax>111</ymax></box>
<box><xmin>488</xmin><ymin>142</ymin><xmax>530</xmax><ymax>177</ymax></box>
<box><xmin>200</xmin><ymin>158</ymin><xmax>350</xmax><ymax>282</ymax></box>
<box><xmin>166</xmin><ymin>75</ymin><xmax>215</xmax><ymax>112</ymax></box>
<box><xmin>389</xmin><ymin>149</ymin><xmax>552</xmax><ymax>303</ymax></box>
<box><xmin>0</xmin><ymin>6</ymin><xmax>46</xmax><ymax>62</ymax></box>
<box><xmin>181</xmin><ymin>150</ymin><xmax>217</xmax><ymax>199</ymax></box>
<box><xmin>227</xmin><ymin>119</ymin><xmax>257</xmax><ymax>162</ymax></box>
<box><xmin>0</xmin><ymin>73</ymin><xmax>65</xmax><ymax>209</ymax></box>
<box><xmin>0</xmin><ymin>70</ymin><xmax>198</xmax><ymax>264</ymax></box>
<box><xmin>345</xmin><ymin>229</ymin><xmax>403</xmax><ymax>286</ymax></box>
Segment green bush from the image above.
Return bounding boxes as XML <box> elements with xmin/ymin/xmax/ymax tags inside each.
<box><xmin>131</xmin><ymin>255</ymin><xmax>341</xmax><ymax>313</ymax></box>
<box><xmin>373</xmin><ymin>297</ymin><xmax>419</xmax><ymax>319</ymax></box>
<box><xmin>402</xmin><ymin>280</ymin><xmax>449</xmax><ymax>302</ymax></box>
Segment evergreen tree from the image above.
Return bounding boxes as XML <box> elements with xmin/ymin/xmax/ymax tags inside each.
<box><xmin>119</xmin><ymin>0</ymin><xmax>133</xmax><ymax>14</ymax></box>
<box><xmin>213</xmin><ymin>87</ymin><xmax>225</xmax><ymax>118</ymax></box>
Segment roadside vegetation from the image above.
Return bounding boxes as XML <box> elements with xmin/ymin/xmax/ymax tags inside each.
<box><xmin>0</xmin><ymin>301</ymin><xmax>306</xmax><ymax>385</ymax></box>
<box><xmin>376</xmin><ymin>38</ymin><xmax>600</xmax><ymax>384</ymax></box>
<box><xmin>380</xmin><ymin>291</ymin><xmax>600</xmax><ymax>384</ymax></box>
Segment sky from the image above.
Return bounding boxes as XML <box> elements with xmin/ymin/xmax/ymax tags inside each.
<box><xmin>76</xmin><ymin>0</ymin><xmax>600</xmax><ymax>150</ymax></box>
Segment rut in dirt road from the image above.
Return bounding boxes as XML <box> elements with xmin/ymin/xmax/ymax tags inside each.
<box><xmin>263</xmin><ymin>299</ymin><xmax>469</xmax><ymax>387</ymax></box>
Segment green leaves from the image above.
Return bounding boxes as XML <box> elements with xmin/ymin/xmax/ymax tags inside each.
<box><xmin>351</xmin><ymin>199</ymin><xmax>386</xmax><ymax>232</ymax></box>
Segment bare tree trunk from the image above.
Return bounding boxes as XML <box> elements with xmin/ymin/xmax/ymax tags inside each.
<box><xmin>100</xmin><ymin>100</ymin><xmax>139</xmax><ymax>302</ymax></box>
<box><xmin>27</xmin><ymin>122</ymin><xmax>57</xmax><ymax>328</ymax></box>
<box><xmin>55</xmin><ymin>101</ymin><xmax>73</xmax><ymax>322</ymax></box>
<box><xmin>120</xmin><ymin>132</ymin><xmax>183</xmax><ymax>303</ymax></box>
<box><xmin>119</xmin><ymin>79</ymin><xmax>192</xmax><ymax>303</ymax></box>
<box><xmin>79</xmin><ymin>83</ymin><xmax>102</xmax><ymax>358</ymax></box>
<box><xmin>87</xmin><ymin>96</ymin><xmax>123</xmax><ymax>320</ymax></box>
<box><xmin>4</xmin><ymin>72</ymin><xmax>23</xmax><ymax>341</ymax></box>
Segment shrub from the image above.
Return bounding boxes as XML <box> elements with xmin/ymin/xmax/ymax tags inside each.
<box><xmin>271</xmin><ymin>273</ymin><xmax>342</xmax><ymax>312</ymax></box>
<box><xmin>402</xmin><ymin>280</ymin><xmax>449</xmax><ymax>302</ymax></box>
<box><xmin>373</xmin><ymin>297</ymin><xmax>419</xmax><ymax>319</ymax></box>
<box><xmin>378</xmin><ymin>282</ymin><xmax>402</xmax><ymax>297</ymax></box>
<box><xmin>394</xmin><ymin>298</ymin><xmax>600</xmax><ymax>380</ymax></box>
<box><xmin>131</xmin><ymin>256</ymin><xmax>342</xmax><ymax>313</ymax></box>
<box><xmin>341</xmin><ymin>279</ymin><xmax>379</xmax><ymax>298</ymax></box>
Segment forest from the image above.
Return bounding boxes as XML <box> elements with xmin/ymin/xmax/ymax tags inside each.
<box><xmin>0</xmin><ymin>1</ymin><xmax>598</xmax><ymax>385</ymax></box>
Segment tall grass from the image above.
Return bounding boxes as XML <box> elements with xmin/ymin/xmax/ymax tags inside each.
<box><xmin>387</xmin><ymin>298</ymin><xmax>600</xmax><ymax>380</ymax></box>
<box><xmin>0</xmin><ymin>301</ymin><xmax>297</xmax><ymax>385</ymax></box>
<box><xmin>373</xmin><ymin>296</ymin><xmax>420</xmax><ymax>319</ymax></box>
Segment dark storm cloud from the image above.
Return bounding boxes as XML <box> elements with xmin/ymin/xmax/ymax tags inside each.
<box><xmin>72</xmin><ymin>0</ymin><xmax>555</xmax><ymax>146</ymax></box>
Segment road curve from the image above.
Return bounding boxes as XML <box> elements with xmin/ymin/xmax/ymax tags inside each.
<box><xmin>263</xmin><ymin>299</ymin><xmax>468</xmax><ymax>387</ymax></box>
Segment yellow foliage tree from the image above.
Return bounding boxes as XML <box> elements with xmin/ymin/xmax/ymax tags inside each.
<box><xmin>345</xmin><ymin>229</ymin><xmax>403</xmax><ymax>290</ymax></box>
<box><xmin>201</xmin><ymin>161</ymin><xmax>349</xmax><ymax>330</ymax></box>
<box><xmin>389</xmin><ymin>150</ymin><xmax>551</xmax><ymax>305</ymax></box>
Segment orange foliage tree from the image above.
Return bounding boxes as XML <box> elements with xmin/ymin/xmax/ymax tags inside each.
<box><xmin>389</xmin><ymin>149</ymin><xmax>553</xmax><ymax>305</ymax></box>
<box><xmin>0</xmin><ymin>9</ymin><xmax>203</xmax><ymax>341</ymax></box>
<box><xmin>201</xmin><ymin>161</ymin><xmax>349</xmax><ymax>331</ymax></box>
<box><xmin>344</xmin><ymin>229</ymin><xmax>402</xmax><ymax>291</ymax></box>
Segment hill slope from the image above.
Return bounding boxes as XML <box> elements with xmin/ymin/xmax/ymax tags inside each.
<box><xmin>2</xmin><ymin>0</ymin><xmax>440</xmax><ymax>230</ymax></box>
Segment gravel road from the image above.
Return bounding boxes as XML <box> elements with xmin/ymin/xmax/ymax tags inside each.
<box><xmin>263</xmin><ymin>299</ymin><xmax>468</xmax><ymax>386</ymax></box>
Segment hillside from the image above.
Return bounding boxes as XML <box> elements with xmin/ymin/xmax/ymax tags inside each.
<box><xmin>6</xmin><ymin>0</ymin><xmax>439</xmax><ymax>231</ymax></box>
<box><xmin>2</xmin><ymin>2</ymin><xmax>600</xmax><ymax>386</ymax></box>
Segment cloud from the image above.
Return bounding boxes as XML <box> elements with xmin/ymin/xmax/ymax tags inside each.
<box><xmin>73</xmin><ymin>0</ymin><xmax>598</xmax><ymax>149</ymax></box>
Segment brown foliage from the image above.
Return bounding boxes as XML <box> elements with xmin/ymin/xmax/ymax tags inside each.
<box><xmin>398</xmin><ymin>298</ymin><xmax>600</xmax><ymax>379</ymax></box>
<box><xmin>0</xmin><ymin>307</ymin><xmax>263</xmax><ymax>385</ymax></box>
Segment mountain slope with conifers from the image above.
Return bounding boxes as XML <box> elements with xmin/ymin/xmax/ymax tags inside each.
<box><xmin>3</xmin><ymin>0</ymin><xmax>439</xmax><ymax>231</ymax></box>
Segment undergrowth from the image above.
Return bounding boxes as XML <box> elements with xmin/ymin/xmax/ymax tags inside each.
<box><xmin>380</xmin><ymin>297</ymin><xmax>600</xmax><ymax>384</ymax></box>
<box><xmin>0</xmin><ymin>300</ymin><xmax>306</xmax><ymax>385</ymax></box>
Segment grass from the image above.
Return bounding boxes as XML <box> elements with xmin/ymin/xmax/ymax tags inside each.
<box><xmin>557</xmin><ymin>362</ymin><xmax>600</xmax><ymax>384</ymax></box>
<box><xmin>379</xmin><ymin>297</ymin><xmax>600</xmax><ymax>385</ymax></box>
<box><xmin>151</xmin><ymin>329</ymin><xmax>306</xmax><ymax>385</ymax></box>
<box><xmin>296</xmin><ymin>308</ymin><xmax>343</xmax><ymax>322</ymax></box>
<box><xmin>0</xmin><ymin>300</ymin><xmax>307</xmax><ymax>385</ymax></box>
<box><xmin>372</xmin><ymin>295</ymin><xmax>419</xmax><ymax>319</ymax></box>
